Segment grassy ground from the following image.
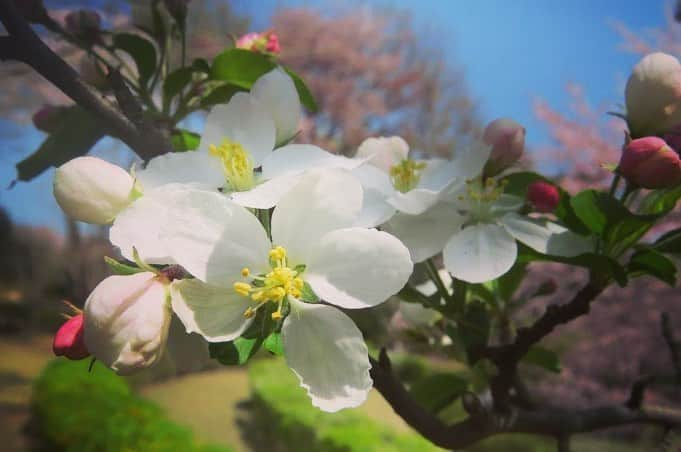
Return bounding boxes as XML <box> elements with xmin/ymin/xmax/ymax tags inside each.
<box><xmin>0</xmin><ymin>335</ymin><xmax>659</xmax><ymax>452</ymax></box>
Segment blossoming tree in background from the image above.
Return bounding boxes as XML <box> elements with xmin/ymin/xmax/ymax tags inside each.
<box><xmin>3</xmin><ymin>1</ymin><xmax>681</xmax><ymax>451</ymax></box>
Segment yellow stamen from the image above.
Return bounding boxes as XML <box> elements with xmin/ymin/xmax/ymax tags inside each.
<box><xmin>241</xmin><ymin>267</ymin><xmax>250</xmax><ymax>277</ymax></box>
<box><xmin>233</xmin><ymin>282</ymin><xmax>252</xmax><ymax>297</ymax></box>
<box><xmin>209</xmin><ymin>138</ymin><xmax>255</xmax><ymax>191</ymax></box>
<box><xmin>389</xmin><ymin>158</ymin><xmax>427</xmax><ymax>193</ymax></box>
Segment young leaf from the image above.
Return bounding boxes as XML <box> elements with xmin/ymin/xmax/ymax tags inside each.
<box><xmin>16</xmin><ymin>107</ymin><xmax>105</xmax><ymax>181</ymax></box>
<box><xmin>627</xmin><ymin>249</ymin><xmax>677</xmax><ymax>286</ymax></box>
<box><xmin>638</xmin><ymin>185</ymin><xmax>681</xmax><ymax>216</ymax></box>
<box><xmin>651</xmin><ymin>227</ymin><xmax>681</xmax><ymax>255</ymax></box>
<box><xmin>523</xmin><ymin>346</ymin><xmax>561</xmax><ymax>373</ymax></box>
<box><xmin>210</xmin><ymin>48</ymin><xmax>276</xmax><ymax>88</ymax></box>
<box><xmin>209</xmin><ymin>336</ymin><xmax>263</xmax><ymax>366</ymax></box>
<box><xmin>284</xmin><ymin>68</ymin><xmax>318</xmax><ymax>112</ymax></box>
<box><xmin>170</xmin><ymin>129</ymin><xmax>200</xmax><ymax>152</ymax></box>
<box><xmin>496</xmin><ymin>263</ymin><xmax>527</xmax><ymax>302</ymax></box>
<box><xmin>163</xmin><ymin>67</ymin><xmax>194</xmax><ymax>103</ymax></box>
<box><xmin>113</xmin><ymin>33</ymin><xmax>157</xmax><ymax>85</ymax></box>
<box><xmin>299</xmin><ymin>282</ymin><xmax>319</xmax><ymax>303</ymax></box>
<box><xmin>104</xmin><ymin>256</ymin><xmax>144</xmax><ymax>275</ymax></box>
<box><xmin>408</xmin><ymin>372</ymin><xmax>468</xmax><ymax>413</ymax></box>
<box><xmin>264</xmin><ymin>332</ymin><xmax>284</xmax><ymax>356</ymax></box>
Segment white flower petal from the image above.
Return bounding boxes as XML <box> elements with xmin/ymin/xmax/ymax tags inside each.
<box><xmin>306</xmin><ymin>228</ymin><xmax>413</xmax><ymax>309</ymax></box>
<box><xmin>83</xmin><ymin>272</ymin><xmax>171</xmax><ymax>375</ymax></box>
<box><xmin>414</xmin><ymin>269</ymin><xmax>452</xmax><ymax>297</ymax></box>
<box><xmin>229</xmin><ymin>173</ymin><xmax>301</xmax><ymax>209</ymax></box>
<box><xmin>384</xmin><ymin>204</ymin><xmax>464</xmax><ymax>263</ymax></box>
<box><xmin>355</xmin><ymin>136</ymin><xmax>409</xmax><ymax>173</ymax></box>
<box><xmin>491</xmin><ymin>194</ymin><xmax>525</xmax><ymax>216</ymax></box>
<box><xmin>110</xmin><ymin>184</ymin><xmax>191</xmax><ymax>264</ymax></box>
<box><xmin>417</xmin><ymin>158</ymin><xmax>459</xmax><ymax>192</ymax></box>
<box><xmin>271</xmin><ymin>169</ymin><xmax>362</xmax><ymax>263</ymax></box>
<box><xmin>251</xmin><ymin>68</ymin><xmax>301</xmax><ymax>146</ymax></box>
<box><xmin>352</xmin><ymin>164</ymin><xmax>395</xmax><ymax>195</ymax></box>
<box><xmin>282</xmin><ymin>299</ymin><xmax>372</xmax><ymax>412</ymax></box>
<box><xmin>198</xmin><ymin>92</ymin><xmax>275</xmax><ymax>167</ymax></box>
<box><xmin>387</xmin><ymin>188</ymin><xmax>441</xmax><ymax>215</ymax></box>
<box><xmin>443</xmin><ymin>223</ymin><xmax>517</xmax><ymax>283</ymax></box>
<box><xmin>452</xmin><ymin>140</ymin><xmax>492</xmax><ymax>179</ymax></box>
<box><xmin>136</xmin><ymin>150</ymin><xmax>225</xmax><ymax>191</ymax></box>
<box><xmin>354</xmin><ymin>187</ymin><xmax>396</xmax><ymax>228</ymax></box>
<box><xmin>160</xmin><ymin>188</ymin><xmax>271</xmax><ymax>286</ymax></box>
<box><xmin>261</xmin><ymin>144</ymin><xmax>362</xmax><ymax>180</ymax></box>
<box><xmin>399</xmin><ymin>302</ymin><xmax>441</xmax><ymax>327</ymax></box>
<box><xmin>170</xmin><ymin>279</ymin><xmax>253</xmax><ymax>342</ymax></box>
<box><xmin>501</xmin><ymin>213</ymin><xmax>594</xmax><ymax>257</ymax></box>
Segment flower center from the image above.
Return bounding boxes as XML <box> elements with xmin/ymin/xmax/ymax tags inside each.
<box><xmin>389</xmin><ymin>159</ymin><xmax>427</xmax><ymax>193</ymax></box>
<box><xmin>233</xmin><ymin>246</ymin><xmax>304</xmax><ymax>320</ymax></box>
<box><xmin>209</xmin><ymin>138</ymin><xmax>255</xmax><ymax>191</ymax></box>
<box><xmin>457</xmin><ymin>177</ymin><xmax>508</xmax><ymax>221</ymax></box>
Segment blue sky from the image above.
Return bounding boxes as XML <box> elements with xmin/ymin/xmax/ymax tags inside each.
<box><xmin>0</xmin><ymin>0</ymin><xmax>670</xmax><ymax>233</ymax></box>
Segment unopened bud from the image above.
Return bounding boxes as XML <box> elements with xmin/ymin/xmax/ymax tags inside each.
<box><xmin>84</xmin><ymin>272</ymin><xmax>171</xmax><ymax>375</ymax></box>
<box><xmin>483</xmin><ymin>118</ymin><xmax>525</xmax><ymax>177</ymax></box>
<box><xmin>53</xmin><ymin>157</ymin><xmax>136</xmax><ymax>224</ymax></box>
<box><xmin>619</xmin><ymin>136</ymin><xmax>681</xmax><ymax>189</ymax></box>
<box><xmin>527</xmin><ymin>180</ymin><xmax>560</xmax><ymax>213</ymax></box>
<box><xmin>53</xmin><ymin>313</ymin><xmax>90</xmax><ymax>360</ymax></box>
<box><xmin>65</xmin><ymin>9</ymin><xmax>102</xmax><ymax>44</ymax></box>
<box><xmin>625</xmin><ymin>52</ymin><xmax>681</xmax><ymax>137</ymax></box>
<box><xmin>32</xmin><ymin>105</ymin><xmax>67</xmax><ymax>134</ymax></box>
<box><xmin>13</xmin><ymin>0</ymin><xmax>48</xmax><ymax>23</ymax></box>
<box><xmin>236</xmin><ymin>31</ymin><xmax>281</xmax><ymax>55</ymax></box>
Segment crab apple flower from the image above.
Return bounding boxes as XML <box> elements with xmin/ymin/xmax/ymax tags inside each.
<box><xmin>159</xmin><ymin>170</ymin><xmax>412</xmax><ymax>411</ymax></box>
<box><xmin>54</xmin><ymin>156</ymin><xmax>137</xmax><ymax>224</ymax></box>
<box><xmin>619</xmin><ymin>136</ymin><xmax>681</xmax><ymax>189</ymax></box>
<box><xmin>53</xmin><ymin>314</ymin><xmax>89</xmax><ymax>360</ymax></box>
<box><xmin>84</xmin><ymin>272</ymin><xmax>173</xmax><ymax>375</ymax></box>
<box><xmin>482</xmin><ymin>118</ymin><xmax>525</xmax><ymax>177</ymax></box>
<box><xmin>386</xmin><ymin>169</ymin><xmax>592</xmax><ymax>283</ymax></box>
<box><xmin>527</xmin><ymin>180</ymin><xmax>560</xmax><ymax>213</ymax></box>
<box><xmin>236</xmin><ymin>31</ymin><xmax>281</xmax><ymax>55</ymax></box>
<box><xmin>352</xmin><ymin>136</ymin><xmax>491</xmax><ymax>227</ymax></box>
<box><xmin>136</xmin><ymin>70</ymin><xmax>357</xmax><ymax>210</ymax></box>
<box><xmin>625</xmin><ymin>52</ymin><xmax>681</xmax><ymax>137</ymax></box>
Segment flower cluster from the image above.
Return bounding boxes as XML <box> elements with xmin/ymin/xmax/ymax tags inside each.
<box><xmin>51</xmin><ymin>68</ymin><xmax>589</xmax><ymax>412</ymax></box>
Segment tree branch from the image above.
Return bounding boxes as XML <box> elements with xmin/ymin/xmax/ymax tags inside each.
<box><xmin>0</xmin><ymin>0</ymin><xmax>170</xmax><ymax>160</ymax></box>
<box><xmin>370</xmin><ymin>349</ymin><xmax>681</xmax><ymax>450</ymax></box>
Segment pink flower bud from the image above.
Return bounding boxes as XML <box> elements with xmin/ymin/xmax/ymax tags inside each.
<box><xmin>65</xmin><ymin>9</ymin><xmax>101</xmax><ymax>44</ymax></box>
<box><xmin>527</xmin><ymin>180</ymin><xmax>560</xmax><ymax>213</ymax></box>
<box><xmin>236</xmin><ymin>31</ymin><xmax>281</xmax><ymax>55</ymax></box>
<box><xmin>619</xmin><ymin>136</ymin><xmax>681</xmax><ymax>189</ymax></box>
<box><xmin>483</xmin><ymin>118</ymin><xmax>525</xmax><ymax>176</ymax></box>
<box><xmin>53</xmin><ymin>314</ymin><xmax>90</xmax><ymax>360</ymax></box>
<box><xmin>32</xmin><ymin>105</ymin><xmax>66</xmax><ymax>134</ymax></box>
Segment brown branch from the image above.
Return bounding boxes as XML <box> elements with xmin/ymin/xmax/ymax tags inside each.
<box><xmin>0</xmin><ymin>0</ymin><xmax>170</xmax><ymax>160</ymax></box>
<box><xmin>370</xmin><ymin>349</ymin><xmax>681</xmax><ymax>450</ymax></box>
<box><xmin>662</xmin><ymin>313</ymin><xmax>681</xmax><ymax>384</ymax></box>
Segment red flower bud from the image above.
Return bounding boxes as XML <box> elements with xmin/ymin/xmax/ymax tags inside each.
<box><xmin>53</xmin><ymin>314</ymin><xmax>89</xmax><ymax>360</ymax></box>
<box><xmin>619</xmin><ymin>136</ymin><xmax>681</xmax><ymax>189</ymax></box>
<box><xmin>483</xmin><ymin>118</ymin><xmax>525</xmax><ymax>177</ymax></box>
<box><xmin>527</xmin><ymin>180</ymin><xmax>560</xmax><ymax>213</ymax></box>
<box><xmin>32</xmin><ymin>105</ymin><xmax>66</xmax><ymax>134</ymax></box>
<box><xmin>64</xmin><ymin>10</ymin><xmax>101</xmax><ymax>44</ymax></box>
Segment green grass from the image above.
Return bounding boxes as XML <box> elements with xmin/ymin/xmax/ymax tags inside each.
<box><xmin>31</xmin><ymin>359</ymin><xmax>233</xmax><ymax>452</ymax></box>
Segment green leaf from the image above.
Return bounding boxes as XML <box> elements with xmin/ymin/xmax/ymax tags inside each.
<box><xmin>16</xmin><ymin>107</ymin><xmax>105</xmax><ymax>181</ymax></box>
<box><xmin>651</xmin><ymin>227</ymin><xmax>681</xmax><ymax>255</ymax></box>
<box><xmin>638</xmin><ymin>185</ymin><xmax>681</xmax><ymax>216</ymax></box>
<box><xmin>517</xmin><ymin>244</ymin><xmax>628</xmax><ymax>286</ymax></box>
<box><xmin>523</xmin><ymin>346</ymin><xmax>561</xmax><ymax>373</ymax></box>
<box><xmin>104</xmin><ymin>256</ymin><xmax>144</xmax><ymax>275</ymax></box>
<box><xmin>502</xmin><ymin>172</ymin><xmax>589</xmax><ymax>234</ymax></box>
<box><xmin>496</xmin><ymin>263</ymin><xmax>527</xmax><ymax>302</ymax></box>
<box><xmin>113</xmin><ymin>33</ymin><xmax>157</xmax><ymax>85</ymax></box>
<box><xmin>210</xmin><ymin>49</ymin><xmax>318</xmax><ymax>112</ymax></box>
<box><xmin>170</xmin><ymin>129</ymin><xmax>200</xmax><ymax>152</ymax></box>
<box><xmin>192</xmin><ymin>58</ymin><xmax>210</xmax><ymax>73</ymax></box>
<box><xmin>284</xmin><ymin>68</ymin><xmax>318</xmax><ymax>113</ymax></box>
<box><xmin>409</xmin><ymin>372</ymin><xmax>468</xmax><ymax>413</ymax></box>
<box><xmin>263</xmin><ymin>332</ymin><xmax>284</xmax><ymax>356</ymax></box>
<box><xmin>627</xmin><ymin>249</ymin><xmax>677</xmax><ymax>286</ymax></box>
<box><xmin>209</xmin><ymin>336</ymin><xmax>263</xmax><ymax>366</ymax></box>
<box><xmin>210</xmin><ymin>48</ymin><xmax>276</xmax><ymax>88</ymax></box>
<box><xmin>446</xmin><ymin>300</ymin><xmax>490</xmax><ymax>363</ymax></box>
<box><xmin>163</xmin><ymin>67</ymin><xmax>194</xmax><ymax>102</ymax></box>
<box><xmin>199</xmin><ymin>81</ymin><xmax>244</xmax><ymax>108</ymax></box>
<box><xmin>570</xmin><ymin>190</ymin><xmax>658</xmax><ymax>253</ymax></box>
<box><xmin>397</xmin><ymin>284</ymin><xmax>438</xmax><ymax>308</ymax></box>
